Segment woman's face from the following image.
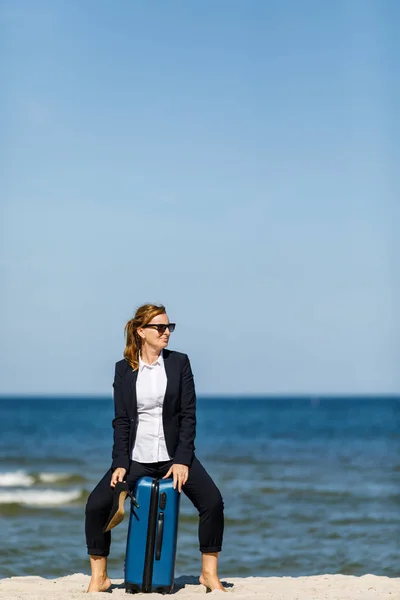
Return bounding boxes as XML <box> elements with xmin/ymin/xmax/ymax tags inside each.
<box><xmin>138</xmin><ymin>313</ymin><xmax>172</xmax><ymax>353</ymax></box>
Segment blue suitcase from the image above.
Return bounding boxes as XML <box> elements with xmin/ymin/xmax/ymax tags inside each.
<box><xmin>125</xmin><ymin>477</ymin><xmax>180</xmax><ymax>594</ymax></box>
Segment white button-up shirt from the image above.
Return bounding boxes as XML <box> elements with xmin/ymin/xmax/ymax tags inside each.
<box><xmin>131</xmin><ymin>352</ymin><xmax>171</xmax><ymax>463</ymax></box>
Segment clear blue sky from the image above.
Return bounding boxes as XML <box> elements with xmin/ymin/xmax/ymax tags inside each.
<box><xmin>1</xmin><ymin>1</ymin><xmax>398</xmax><ymax>395</ymax></box>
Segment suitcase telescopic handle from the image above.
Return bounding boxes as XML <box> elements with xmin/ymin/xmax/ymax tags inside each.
<box><xmin>155</xmin><ymin>512</ymin><xmax>164</xmax><ymax>560</ymax></box>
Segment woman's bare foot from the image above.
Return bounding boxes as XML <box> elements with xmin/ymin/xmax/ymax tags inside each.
<box><xmin>87</xmin><ymin>574</ymin><xmax>111</xmax><ymax>593</ymax></box>
<box><xmin>87</xmin><ymin>556</ymin><xmax>111</xmax><ymax>593</ymax></box>
<box><xmin>199</xmin><ymin>573</ymin><xmax>226</xmax><ymax>592</ymax></box>
<box><xmin>200</xmin><ymin>552</ymin><xmax>226</xmax><ymax>592</ymax></box>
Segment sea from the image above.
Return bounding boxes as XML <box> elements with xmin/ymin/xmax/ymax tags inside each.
<box><xmin>0</xmin><ymin>396</ymin><xmax>399</xmax><ymax>581</ymax></box>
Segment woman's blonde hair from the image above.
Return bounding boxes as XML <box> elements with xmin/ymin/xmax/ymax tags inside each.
<box><xmin>124</xmin><ymin>303</ymin><xmax>167</xmax><ymax>370</ymax></box>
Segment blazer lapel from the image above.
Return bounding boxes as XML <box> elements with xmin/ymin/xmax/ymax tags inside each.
<box><xmin>124</xmin><ymin>366</ymin><xmax>138</xmax><ymax>417</ymax></box>
<box><xmin>124</xmin><ymin>351</ymin><xmax>178</xmax><ymax>417</ymax></box>
<box><xmin>163</xmin><ymin>349</ymin><xmax>179</xmax><ymax>406</ymax></box>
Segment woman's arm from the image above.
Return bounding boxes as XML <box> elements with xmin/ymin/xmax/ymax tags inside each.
<box><xmin>111</xmin><ymin>362</ymin><xmax>131</xmax><ymax>472</ymax></box>
<box><xmin>174</xmin><ymin>354</ymin><xmax>197</xmax><ymax>466</ymax></box>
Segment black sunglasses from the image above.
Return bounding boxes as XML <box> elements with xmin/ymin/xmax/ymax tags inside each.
<box><xmin>142</xmin><ymin>323</ymin><xmax>176</xmax><ymax>334</ymax></box>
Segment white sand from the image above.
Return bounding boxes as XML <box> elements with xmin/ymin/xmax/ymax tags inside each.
<box><xmin>0</xmin><ymin>573</ymin><xmax>399</xmax><ymax>600</ymax></box>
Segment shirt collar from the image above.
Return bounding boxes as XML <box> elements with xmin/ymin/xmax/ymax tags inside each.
<box><xmin>138</xmin><ymin>351</ymin><xmax>164</xmax><ymax>372</ymax></box>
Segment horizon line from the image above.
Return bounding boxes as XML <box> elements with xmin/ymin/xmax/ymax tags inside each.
<box><xmin>0</xmin><ymin>393</ymin><xmax>399</xmax><ymax>399</ymax></box>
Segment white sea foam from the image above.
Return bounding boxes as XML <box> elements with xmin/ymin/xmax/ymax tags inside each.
<box><xmin>0</xmin><ymin>470</ymin><xmax>34</xmax><ymax>487</ymax></box>
<box><xmin>0</xmin><ymin>489</ymin><xmax>81</xmax><ymax>506</ymax></box>
<box><xmin>38</xmin><ymin>472</ymin><xmax>72</xmax><ymax>483</ymax></box>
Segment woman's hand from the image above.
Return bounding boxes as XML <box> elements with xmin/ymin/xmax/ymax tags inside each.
<box><xmin>163</xmin><ymin>463</ymin><xmax>189</xmax><ymax>493</ymax></box>
<box><xmin>110</xmin><ymin>467</ymin><xmax>127</xmax><ymax>487</ymax></box>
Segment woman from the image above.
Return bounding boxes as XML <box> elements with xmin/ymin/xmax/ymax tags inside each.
<box><xmin>85</xmin><ymin>303</ymin><xmax>225</xmax><ymax>593</ymax></box>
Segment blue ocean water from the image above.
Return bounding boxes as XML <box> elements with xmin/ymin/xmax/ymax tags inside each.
<box><xmin>0</xmin><ymin>396</ymin><xmax>399</xmax><ymax>580</ymax></box>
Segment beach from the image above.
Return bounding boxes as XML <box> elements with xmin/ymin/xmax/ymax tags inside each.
<box><xmin>1</xmin><ymin>398</ymin><xmax>399</xmax><ymax>581</ymax></box>
<box><xmin>1</xmin><ymin>573</ymin><xmax>399</xmax><ymax>599</ymax></box>
<box><xmin>1</xmin><ymin>397</ymin><xmax>399</xmax><ymax>599</ymax></box>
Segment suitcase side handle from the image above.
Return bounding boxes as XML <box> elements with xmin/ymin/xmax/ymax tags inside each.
<box><xmin>155</xmin><ymin>512</ymin><xmax>164</xmax><ymax>561</ymax></box>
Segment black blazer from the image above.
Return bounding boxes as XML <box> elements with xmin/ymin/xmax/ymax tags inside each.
<box><xmin>111</xmin><ymin>349</ymin><xmax>196</xmax><ymax>471</ymax></box>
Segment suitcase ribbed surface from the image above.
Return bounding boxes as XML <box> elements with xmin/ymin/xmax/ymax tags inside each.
<box><xmin>125</xmin><ymin>477</ymin><xmax>180</xmax><ymax>594</ymax></box>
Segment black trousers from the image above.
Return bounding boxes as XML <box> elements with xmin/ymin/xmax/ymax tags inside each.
<box><xmin>85</xmin><ymin>457</ymin><xmax>224</xmax><ymax>556</ymax></box>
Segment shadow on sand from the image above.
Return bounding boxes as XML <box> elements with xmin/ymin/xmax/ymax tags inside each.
<box><xmin>108</xmin><ymin>575</ymin><xmax>234</xmax><ymax>594</ymax></box>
